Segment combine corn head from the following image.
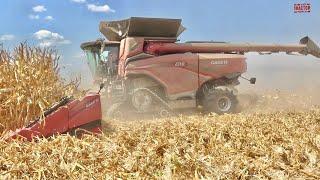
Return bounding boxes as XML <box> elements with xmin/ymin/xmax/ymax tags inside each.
<box><xmin>7</xmin><ymin>17</ymin><xmax>320</xmax><ymax>141</ymax></box>
<box><xmin>7</xmin><ymin>91</ymin><xmax>103</xmax><ymax>141</ymax></box>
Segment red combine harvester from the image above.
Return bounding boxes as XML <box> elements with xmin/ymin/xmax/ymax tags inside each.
<box><xmin>81</xmin><ymin>17</ymin><xmax>320</xmax><ymax>117</ymax></box>
<box><xmin>8</xmin><ymin>17</ymin><xmax>320</xmax><ymax>140</ymax></box>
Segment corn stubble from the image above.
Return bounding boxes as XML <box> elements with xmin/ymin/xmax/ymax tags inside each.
<box><xmin>0</xmin><ymin>44</ymin><xmax>80</xmax><ymax>132</ymax></box>
<box><xmin>0</xmin><ymin>111</ymin><xmax>319</xmax><ymax>179</ymax></box>
<box><xmin>0</xmin><ymin>44</ymin><xmax>320</xmax><ymax>179</ymax></box>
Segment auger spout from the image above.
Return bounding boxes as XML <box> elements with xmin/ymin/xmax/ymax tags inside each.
<box><xmin>144</xmin><ymin>36</ymin><xmax>320</xmax><ymax>58</ymax></box>
<box><xmin>299</xmin><ymin>36</ymin><xmax>320</xmax><ymax>58</ymax></box>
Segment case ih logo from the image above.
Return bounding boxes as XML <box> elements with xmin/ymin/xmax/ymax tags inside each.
<box><xmin>294</xmin><ymin>3</ymin><xmax>311</xmax><ymax>13</ymax></box>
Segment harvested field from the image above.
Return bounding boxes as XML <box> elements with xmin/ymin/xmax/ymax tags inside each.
<box><xmin>1</xmin><ymin>109</ymin><xmax>320</xmax><ymax>179</ymax></box>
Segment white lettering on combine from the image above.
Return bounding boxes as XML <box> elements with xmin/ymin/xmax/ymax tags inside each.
<box><xmin>174</xmin><ymin>61</ymin><xmax>187</xmax><ymax>67</ymax></box>
<box><xmin>210</xmin><ymin>60</ymin><xmax>229</xmax><ymax>65</ymax></box>
<box><xmin>86</xmin><ymin>99</ymin><xmax>99</xmax><ymax>108</ymax></box>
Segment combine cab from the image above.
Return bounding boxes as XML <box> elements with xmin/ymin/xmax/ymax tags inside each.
<box><xmin>81</xmin><ymin>17</ymin><xmax>320</xmax><ymax>116</ymax></box>
<box><xmin>81</xmin><ymin>40</ymin><xmax>120</xmax><ymax>83</ymax></box>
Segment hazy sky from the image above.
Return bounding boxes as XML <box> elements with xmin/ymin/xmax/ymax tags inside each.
<box><xmin>0</xmin><ymin>0</ymin><xmax>319</xmax><ymax>90</ymax></box>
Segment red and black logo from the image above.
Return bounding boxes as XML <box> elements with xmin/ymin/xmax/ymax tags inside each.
<box><xmin>294</xmin><ymin>3</ymin><xmax>311</xmax><ymax>13</ymax></box>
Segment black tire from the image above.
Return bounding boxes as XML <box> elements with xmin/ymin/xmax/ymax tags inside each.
<box><xmin>202</xmin><ymin>89</ymin><xmax>238</xmax><ymax>115</ymax></box>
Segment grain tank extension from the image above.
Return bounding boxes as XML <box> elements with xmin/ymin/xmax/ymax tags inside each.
<box><xmin>81</xmin><ymin>17</ymin><xmax>320</xmax><ymax>116</ymax></box>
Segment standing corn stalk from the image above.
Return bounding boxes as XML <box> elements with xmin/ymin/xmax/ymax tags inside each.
<box><xmin>0</xmin><ymin>43</ymin><xmax>81</xmax><ymax>132</ymax></box>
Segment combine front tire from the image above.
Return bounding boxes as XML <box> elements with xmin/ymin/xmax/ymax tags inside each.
<box><xmin>202</xmin><ymin>89</ymin><xmax>238</xmax><ymax>115</ymax></box>
<box><xmin>106</xmin><ymin>102</ymin><xmax>124</xmax><ymax>119</ymax></box>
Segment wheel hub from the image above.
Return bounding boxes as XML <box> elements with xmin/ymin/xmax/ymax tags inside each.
<box><xmin>132</xmin><ymin>90</ymin><xmax>153</xmax><ymax>112</ymax></box>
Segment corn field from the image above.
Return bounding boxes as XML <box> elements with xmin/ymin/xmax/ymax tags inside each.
<box><xmin>0</xmin><ymin>44</ymin><xmax>80</xmax><ymax>132</ymax></box>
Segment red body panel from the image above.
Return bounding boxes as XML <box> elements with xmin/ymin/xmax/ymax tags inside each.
<box><xmin>117</xmin><ymin>38</ymin><xmax>247</xmax><ymax>99</ymax></box>
<box><xmin>119</xmin><ymin>37</ymin><xmax>145</xmax><ymax>76</ymax></box>
<box><xmin>8</xmin><ymin>93</ymin><xmax>102</xmax><ymax>141</ymax></box>
<box><xmin>198</xmin><ymin>53</ymin><xmax>247</xmax><ymax>86</ymax></box>
<box><xmin>68</xmin><ymin>94</ymin><xmax>101</xmax><ymax>129</ymax></box>
<box><xmin>126</xmin><ymin>52</ymin><xmax>246</xmax><ymax>99</ymax></box>
<box><xmin>126</xmin><ymin>53</ymin><xmax>199</xmax><ymax>96</ymax></box>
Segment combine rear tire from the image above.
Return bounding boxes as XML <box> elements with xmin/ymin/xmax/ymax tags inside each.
<box><xmin>202</xmin><ymin>89</ymin><xmax>238</xmax><ymax>115</ymax></box>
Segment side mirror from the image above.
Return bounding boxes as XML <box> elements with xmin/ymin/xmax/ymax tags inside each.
<box><xmin>250</xmin><ymin>78</ymin><xmax>256</xmax><ymax>84</ymax></box>
<box><xmin>98</xmin><ymin>83</ymin><xmax>105</xmax><ymax>94</ymax></box>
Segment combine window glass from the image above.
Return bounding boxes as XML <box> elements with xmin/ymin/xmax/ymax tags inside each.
<box><xmin>100</xmin><ymin>51</ymin><xmax>109</xmax><ymax>62</ymax></box>
<box><xmin>83</xmin><ymin>44</ymin><xmax>119</xmax><ymax>79</ymax></box>
<box><xmin>101</xmin><ymin>45</ymin><xmax>119</xmax><ymax>76</ymax></box>
<box><xmin>85</xmin><ymin>50</ymin><xmax>99</xmax><ymax>76</ymax></box>
<box><xmin>102</xmin><ymin>46</ymin><xmax>119</xmax><ymax>64</ymax></box>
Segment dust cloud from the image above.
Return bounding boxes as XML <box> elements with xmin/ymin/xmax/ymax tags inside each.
<box><xmin>237</xmin><ymin>53</ymin><xmax>320</xmax><ymax>113</ymax></box>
